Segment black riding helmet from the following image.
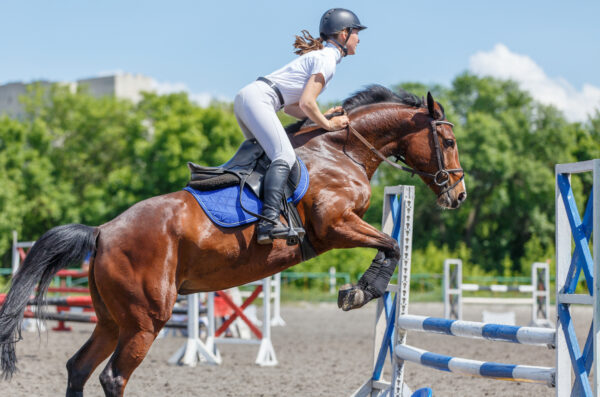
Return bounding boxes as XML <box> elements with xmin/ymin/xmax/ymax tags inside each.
<box><xmin>319</xmin><ymin>8</ymin><xmax>367</xmax><ymax>56</ymax></box>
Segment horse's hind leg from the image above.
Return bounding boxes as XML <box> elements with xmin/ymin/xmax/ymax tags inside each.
<box><xmin>66</xmin><ymin>320</ymin><xmax>119</xmax><ymax>397</ymax></box>
<box><xmin>99</xmin><ymin>326</ymin><xmax>162</xmax><ymax>397</ymax></box>
<box><xmin>66</xmin><ymin>259</ymin><xmax>119</xmax><ymax>397</ymax></box>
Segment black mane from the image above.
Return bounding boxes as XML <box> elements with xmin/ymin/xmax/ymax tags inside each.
<box><xmin>285</xmin><ymin>85</ymin><xmax>439</xmax><ymax>134</ymax></box>
<box><xmin>342</xmin><ymin>84</ymin><xmax>424</xmax><ymax>112</ymax></box>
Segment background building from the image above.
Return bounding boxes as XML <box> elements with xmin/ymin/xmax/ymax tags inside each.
<box><xmin>0</xmin><ymin>73</ymin><xmax>154</xmax><ymax>119</ymax></box>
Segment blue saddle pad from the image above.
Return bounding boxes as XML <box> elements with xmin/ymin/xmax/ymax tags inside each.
<box><xmin>183</xmin><ymin>158</ymin><xmax>309</xmax><ymax>228</ymax></box>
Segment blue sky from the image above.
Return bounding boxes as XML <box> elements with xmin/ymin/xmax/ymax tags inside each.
<box><xmin>1</xmin><ymin>1</ymin><xmax>599</xmax><ymax>120</ymax></box>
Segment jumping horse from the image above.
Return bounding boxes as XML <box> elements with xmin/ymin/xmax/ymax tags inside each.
<box><xmin>0</xmin><ymin>85</ymin><xmax>466</xmax><ymax>396</ymax></box>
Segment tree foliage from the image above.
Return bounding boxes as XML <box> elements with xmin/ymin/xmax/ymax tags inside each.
<box><xmin>1</xmin><ymin>75</ymin><xmax>598</xmax><ymax>279</ymax></box>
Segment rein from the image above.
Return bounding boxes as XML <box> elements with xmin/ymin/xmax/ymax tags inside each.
<box><xmin>347</xmin><ymin>120</ymin><xmax>464</xmax><ymax>197</ymax></box>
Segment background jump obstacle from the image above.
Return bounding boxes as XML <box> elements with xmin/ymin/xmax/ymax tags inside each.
<box><xmin>168</xmin><ymin>276</ymin><xmax>278</xmax><ymax>367</ymax></box>
<box><xmin>443</xmin><ymin>259</ymin><xmax>551</xmax><ymax>327</ymax></box>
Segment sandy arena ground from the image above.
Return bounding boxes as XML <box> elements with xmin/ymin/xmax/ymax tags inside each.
<box><xmin>1</xmin><ymin>302</ymin><xmax>592</xmax><ymax>397</ymax></box>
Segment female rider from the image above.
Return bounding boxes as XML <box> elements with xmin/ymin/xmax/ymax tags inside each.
<box><xmin>234</xmin><ymin>8</ymin><xmax>366</xmax><ymax>245</ymax></box>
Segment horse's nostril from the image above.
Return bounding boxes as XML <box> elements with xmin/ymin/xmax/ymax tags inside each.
<box><xmin>458</xmin><ymin>192</ymin><xmax>467</xmax><ymax>202</ymax></box>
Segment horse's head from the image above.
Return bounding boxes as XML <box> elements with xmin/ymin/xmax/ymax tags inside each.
<box><xmin>298</xmin><ymin>85</ymin><xmax>466</xmax><ymax>209</ymax></box>
<box><xmin>400</xmin><ymin>92</ymin><xmax>466</xmax><ymax>209</ymax></box>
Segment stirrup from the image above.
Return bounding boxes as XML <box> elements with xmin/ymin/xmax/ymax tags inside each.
<box><xmin>270</xmin><ymin>226</ymin><xmax>305</xmax><ymax>246</ymax></box>
<box><xmin>257</xmin><ymin>221</ymin><xmax>305</xmax><ymax>246</ymax></box>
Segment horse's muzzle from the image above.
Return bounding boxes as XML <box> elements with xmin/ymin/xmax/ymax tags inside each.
<box><xmin>437</xmin><ymin>185</ymin><xmax>467</xmax><ymax>209</ymax></box>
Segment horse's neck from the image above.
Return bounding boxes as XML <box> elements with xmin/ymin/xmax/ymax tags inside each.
<box><xmin>294</xmin><ymin>105</ymin><xmax>417</xmax><ymax>180</ymax></box>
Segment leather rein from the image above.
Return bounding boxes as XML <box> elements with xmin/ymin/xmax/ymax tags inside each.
<box><xmin>347</xmin><ymin>120</ymin><xmax>464</xmax><ymax>197</ymax></box>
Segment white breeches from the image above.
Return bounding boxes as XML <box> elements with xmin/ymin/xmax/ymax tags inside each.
<box><xmin>233</xmin><ymin>81</ymin><xmax>296</xmax><ymax>169</ymax></box>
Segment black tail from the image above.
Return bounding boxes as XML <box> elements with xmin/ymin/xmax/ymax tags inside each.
<box><xmin>0</xmin><ymin>224</ymin><xmax>97</xmax><ymax>380</ymax></box>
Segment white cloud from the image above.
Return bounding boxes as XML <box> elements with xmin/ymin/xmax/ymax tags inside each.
<box><xmin>469</xmin><ymin>44</ymin><xmax>600</xmax><ymax>122</ymax></box>
<box><xmin>150</xmin><ymin>79</ymin><xmax>225</xmax><ymax>107</ymax></box>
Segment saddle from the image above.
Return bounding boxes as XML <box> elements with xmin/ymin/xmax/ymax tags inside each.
<box><xmin>187</xmin><ymin>139</ymin><xmax>302</xmax><ymax>200</ymax></box>
<box><xmin>185</xmin><ymin>140</ymin><xmax>315</xmax><ymax>259</ymax></box>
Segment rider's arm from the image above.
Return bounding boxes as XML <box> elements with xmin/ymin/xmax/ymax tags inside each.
<box><xmin>283</xmin><ymin>103</ymin><xmax>307</xmax><ymax>119</ymax></box>
<box><xmin>285</xmin><ymin>103</ymin><xmax>344</xmax><ymax>120</ymax></box>
<box><xmin>299</xmin><ymin>74</ymin><xmax>348</xmax><ymax>131</ymax></box>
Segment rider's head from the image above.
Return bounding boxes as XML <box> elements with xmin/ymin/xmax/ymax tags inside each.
<box><xmin>293</xmin><ymin>9</ymin><xmax>366</xmax><ymax>56</ymax></box>
<box><xmin>319</xmin><ymin>8</ymin><xmax>367</xmax><ymax>56</ymax></box>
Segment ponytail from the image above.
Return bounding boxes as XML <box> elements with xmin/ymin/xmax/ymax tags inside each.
<box><xmin>293</xmin><ymin>30</ymin><xmax>324</xmax><ymax>55</ymax></box>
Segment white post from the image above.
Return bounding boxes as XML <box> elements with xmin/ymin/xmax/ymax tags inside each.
<box><xmin>271</xmin><ymin>273</ymin><xmax>286</xmax><ymax>326</ymax></box>
<box><xmin>531</xmin><ymin>262</ymin><xmax>551</xmax><ymax>327</ymax></box>
<box><xmin>204</xmin><ymin>292</ymin><xmax>219</xmax><ymax>361</ymax></box>
<box><xmin>11</xmin><ymin>230</ymin><xmax>19</xmax><ymax>274</ymax></box>
<box><xmin>443</xmin><ymin>259</ymin><xmax>463</xmax><ymax>320</ymax></box>
<box><xmin>329</xmin><ymin>266</ymin><xmax>336</xmax><ymax>295</ymax></box>
<box><xmin>256</xmin><ymin>277</ymin><xmax>277</xmax><ymax>366</ymax></box>
<box><xmin>168</xmin><ymin>293</ymin><xmax>221</xmax><ymax>366</ymax></box>
<box><xmin>555</xmin><ymin>169</ymin><xmax>571</xmax><ymax>396</ymax></box>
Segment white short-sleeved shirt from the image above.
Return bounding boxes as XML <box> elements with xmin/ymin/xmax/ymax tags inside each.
<box><xmin>265</xmin><ymin>42</ymin><xmax>342</xmax><ymax>105</ymax></box>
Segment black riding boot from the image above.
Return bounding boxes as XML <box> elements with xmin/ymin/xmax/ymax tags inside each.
<box><xmin>256</xmin><ymin>159</ymin><xmax>304</xmax><ymax>245</ymax></box>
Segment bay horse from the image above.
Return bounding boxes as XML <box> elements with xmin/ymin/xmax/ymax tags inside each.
<box><xmin>0</xmin><ymin>85</ymin><xmax>466</xmax><ymax>396</ymax></box>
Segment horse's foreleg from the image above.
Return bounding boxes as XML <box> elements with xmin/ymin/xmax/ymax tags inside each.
<box><xmin>325</xmin><ymin>211</ymin><xmax>399</xmax><ymax>311</ymax></box>
<box><xmin>66</xmin><ymin>321</ymin><xmax>119</xmax><ymax>397</ymax></box>
<box><xmin>338</xmin><ymin>248</ymin><xmax>399</xmax><ymax>311</ymax></box>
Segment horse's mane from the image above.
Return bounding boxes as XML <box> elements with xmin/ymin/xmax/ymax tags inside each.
<box><xmin>285</xmin><ymin>84</ymin><xmax>443</xmax><ymax>134</ymax></box>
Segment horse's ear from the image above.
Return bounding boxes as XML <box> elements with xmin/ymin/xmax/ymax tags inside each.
<box><xmin>427</xmin><ymin>91</ymin><xmax>435</xmax><ymax>119</ymax></box>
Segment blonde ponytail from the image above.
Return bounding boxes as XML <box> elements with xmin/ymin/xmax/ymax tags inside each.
<box><xmin>293</xmin><ymin>30</ymin><xmax>324</xmax><ymax>55</ymax></box>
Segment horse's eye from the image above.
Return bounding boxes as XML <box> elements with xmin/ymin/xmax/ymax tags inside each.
<box><xmin>444</xmin><ymin>139</ymin><xmax>455</xmax><ymax>148</ymax></box>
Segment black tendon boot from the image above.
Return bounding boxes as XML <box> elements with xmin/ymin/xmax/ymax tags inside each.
<box><xmin>256</xmin><ymin>159</ymin><xmax>305</xmax><ymax>245</ymax></box>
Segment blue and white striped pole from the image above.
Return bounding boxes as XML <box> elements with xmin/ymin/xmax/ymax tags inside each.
<box><xmin>396</xmin><ymin>314</ymin><xmax>555</xmax><ymax>346</ymax></box>
<box><xmin>395</xmin><ymin>345</ymin><xmax>555</xmax><ymax>386</ymax></box>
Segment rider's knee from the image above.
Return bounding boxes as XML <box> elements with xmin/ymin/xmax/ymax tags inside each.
<box><xmin>272</xmin><ymin>151</ymin><xmax>296</xmax><ymax>170</ymax></box>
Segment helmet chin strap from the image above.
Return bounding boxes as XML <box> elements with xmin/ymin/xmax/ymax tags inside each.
<box><xmin>329</xmin><ymin>28</ymin><xmax>353</xmax><ymax>57</ymax></box>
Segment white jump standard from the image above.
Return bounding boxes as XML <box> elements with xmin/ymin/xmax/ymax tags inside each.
<box><xmin>444</xmin><ymin>259</ymin><xmax>551</xmax><ymax>327</ymax></box>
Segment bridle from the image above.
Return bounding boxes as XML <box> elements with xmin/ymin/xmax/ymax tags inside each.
<box><xmin>347</xmin><ymin>120</ymin><xmax>464</xmax><ymax>197</ymax></box>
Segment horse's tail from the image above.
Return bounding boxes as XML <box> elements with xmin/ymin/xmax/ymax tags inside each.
<box><xmin>0</xmin><ymin>223</ymin><xmax>97</xmax><ymax>380</ymax></box>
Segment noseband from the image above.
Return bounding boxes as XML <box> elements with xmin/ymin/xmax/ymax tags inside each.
<box><xmin>347</xmin><ymin>120</ymin><xmax>464</xmax><ymax>197</ymax></box>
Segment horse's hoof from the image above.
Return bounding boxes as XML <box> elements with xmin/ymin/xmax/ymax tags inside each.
<box><xmin>337</xmin><ymin>285</ymin><xmax>366</xmax><ymax>311</ymax></box>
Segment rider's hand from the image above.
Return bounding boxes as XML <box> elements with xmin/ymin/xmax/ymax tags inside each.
<box><xmin>324</xmin><ymin>106</ymin><xmax>343</xmax><ymax>116</ymax></box>
<box><xmin>327</xmin><ymin>115</ymin><xmax>350</xmax><ymax>131</ymax></box>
